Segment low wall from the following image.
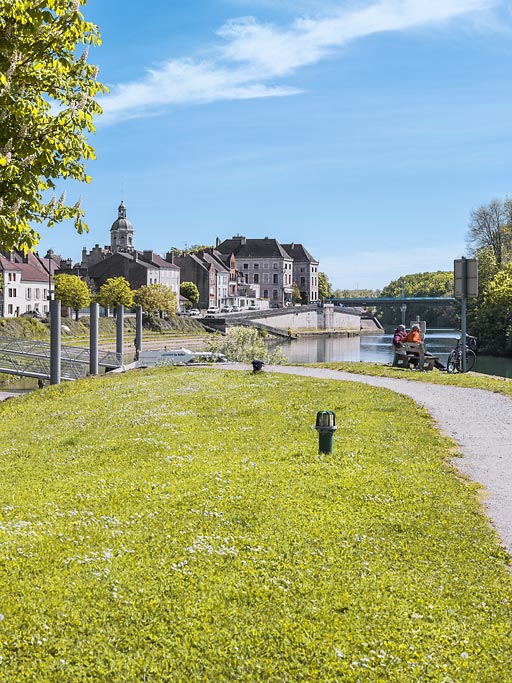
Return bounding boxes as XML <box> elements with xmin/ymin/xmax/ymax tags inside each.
<box><xmin>252</xmin><ymin>305</ymin><xmax>360</xmax><ymax>333</ymax></box>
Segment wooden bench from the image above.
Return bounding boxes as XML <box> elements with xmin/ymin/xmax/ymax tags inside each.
<box><xmin>392</xmin><ymin>342</ymin><xmax>439</xmax><ymax>371</ymax></box>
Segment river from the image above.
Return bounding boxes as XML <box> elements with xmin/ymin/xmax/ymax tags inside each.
<box><xmin>276</xmin><ymin>329</ymin><xmax>512</xmax><ymax>379</ymax></box>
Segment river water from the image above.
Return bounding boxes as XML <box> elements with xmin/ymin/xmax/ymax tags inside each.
<box><xmin>277</xmin><ymin>329</ymin><xmax>512</xmax><ymax>379</ymax></box>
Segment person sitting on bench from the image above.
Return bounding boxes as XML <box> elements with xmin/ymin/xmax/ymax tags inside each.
<box><xmin>405</xmin><ymin>325</ymin><xmax>445</xmax><ymax>370</ymax></box>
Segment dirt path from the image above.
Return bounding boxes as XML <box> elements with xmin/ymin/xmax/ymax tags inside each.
<box><xmin>219</xmin><ymin>363</ymin><xmax>512</xmax><ymax>555</ymax></box>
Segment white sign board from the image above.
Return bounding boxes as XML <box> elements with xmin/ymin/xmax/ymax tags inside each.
<box><xmin>454</xmin><ymin>258</ymin><xmax>478</xmax><ymax>298</ymax></box>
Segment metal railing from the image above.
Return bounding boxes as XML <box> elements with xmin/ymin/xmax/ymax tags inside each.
<box><xmin>0</xmin><ymin>337</ymin><xmax>122</xmax><ymax>381</ymax></box>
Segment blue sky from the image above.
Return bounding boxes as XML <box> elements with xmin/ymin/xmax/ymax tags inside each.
<box><xmin>40</xmin><ymin>0</ymin><xmax>512</xmax><ymax>290</ymax></box>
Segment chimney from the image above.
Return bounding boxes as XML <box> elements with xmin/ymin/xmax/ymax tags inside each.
<box><xmin>165</xmin><ymin>250</ymin><xmax>175</xmax><ymax>264</ymax></box>
<box><xmin>215</xmin><ymin>236</ymin><xmax>220</xmax><ymax>248</ymax></box>
<box><xmin>142</xmin><ymin>250</ymin><xmax>154</xmax><ymax>263</ymax></box>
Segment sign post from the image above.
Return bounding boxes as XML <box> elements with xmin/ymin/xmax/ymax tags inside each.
<box><xmin>454</xmin><ymin>257</ymin><xmax>478</xmax><ymax>372</ymax></box>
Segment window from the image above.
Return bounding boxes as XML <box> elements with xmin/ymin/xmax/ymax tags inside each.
<box><xmin>243</xmin><ymin>263</ymin><xmax>249</xmax><ymax>270</ymax></box>
<box><xmin>263</xmin><ymin>273</ymin><xmax>269</xmax><ymax>284</ymax></box>
<box><xmin>26</xmin><ymin>288</ymin><xmax>32</xmax><ymax>299</ymax></box>
<box><xmin>253</xmin><ymin>263</ymin><xmax>259</xmax><ymax>269</ymax></box>
<box><xmin>273</xmin><ymin>263</ymin><xmax>278</xmax><ymax>269</ymax></box>
<box><xmin>263</xmin><ymin>289</ymin><xmax>268</xmax><ymax>298</ymax></box>
<box><xmin>263</xmin><ymin>262</ymin><xmax>269</xmax><ymax>269</ymax></box>
<box><xmin>273</xmin><ymin>274</ymin><xmax>278</xmax><ymax>284</ymax></box>
<box><xmin>300</xmin><ymin>267</ymin><xmax>305</xmax><ymax>273</ymax></box>
<box><xmin>300</xmin><ymin>277</ymin><xmax>306</xmax><ymax>286</ymax></box>
<box><xmin>273</xmin><ymin>290</ymin><xmax>278</xmax><ymax>299</ymax></box>
<box><xmin>35</xmin><ymin>289</ymin><xmax>40</xmax><ymax>299</ymax></box>
<box><xmin>253</xmin><ymin>274</ymin><xmax>259</xmax><ymax>284</ymax></box>
<box><xmin>7</xmin><ymin>304</ymin><xmax>13</xmax><ymax>314</ymax></box>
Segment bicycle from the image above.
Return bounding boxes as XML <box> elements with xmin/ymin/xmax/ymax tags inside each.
<box><xmin>446</xmin><ymin>335</ymin><xmax>477</xmax><ymax>374</ymax></box>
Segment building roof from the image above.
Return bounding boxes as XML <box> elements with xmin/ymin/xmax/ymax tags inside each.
<box><xmin>216</xmin><ymin>237</ymin><xmax>291</xmax><ymax>260</ymax></box>
<box><xmin>110</xmin><ymin>201</ymin><xmax>134</xmax><ymax>232</ymax></box>
<box><xmin>144</xmin><ymin>252</ymin><xmax>180</xmax><ymax>271</ymax></box>
<box><xmin>281</xmin><ymin>243</ymin><xmax>318</xmax><ymax>264</ymax></box>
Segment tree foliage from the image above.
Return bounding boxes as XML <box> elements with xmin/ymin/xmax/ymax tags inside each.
<box><xmin>180</xmin><ymin>281</ymin><xmax>199</xmax><ymax>306</ymax></box>
<box><xmin>54</xmin><ymin>272</ymin><xmax>90</xmax><ymax>319</ymax></box>
<box><xmin>291</xmin><ymin>282</ymin><xmax>302</xmax><ymax>304</ymax></box>
<box><xmin>332</xmin><ymin>288</ymin><xmax>381</xmax><ymax>298</ymax></box>
<box><xmin>318</xmin><ymin>272</ymin><xmax>333</xmax><ymax>300</ymax></box>
<box><xmin>467</xmin><ymin>198</ymin><xmax>512</xmax><ymax>268</ymax></box>
<box><xmin>206</xmin><ymin>327</ymin><xmax>285</xmax><ymax>364</ymax></box>
<box><xmin>96</xmin><ymin>277</ymin><xmax>133</xmax><ymax>311</ymax></box>
<box><xmin>134</xmin><ymin>284</ymin><xmax>177</xmax><ymax>318</ymax></box>
<box><xmin>0</xmin><ymin>0</ymin><xmax>107</xmax><ymax>251</ymax></box>
<box><xmin>377</xmin><ymin>272</ymin><xmax>455</xmax><ymax>327</ymax></box>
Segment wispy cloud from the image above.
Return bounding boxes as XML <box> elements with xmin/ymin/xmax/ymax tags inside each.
<box><xmin>101</xmin><ymin>0</ymin><xmax>497</xmax><ymax>123</ymax></box>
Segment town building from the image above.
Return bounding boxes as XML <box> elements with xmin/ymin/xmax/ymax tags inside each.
<box><xmin>84</xmin><ymin>202</ymin><xmax>180</xmax><ymax>297</ymax></box>
<box><xmin>215</xmin><ymin>236</ymin><xmax>296</xmax><ymax>307</ymax></box>
<box><xmin>0</xmin><ymin>251</ymin><xmax>52</xmax><ymax>317</ymax></box>
<box><xmin>281</xmin><ymin>243</ymin><xmax>319</xmax><ymax>303</ymax></box>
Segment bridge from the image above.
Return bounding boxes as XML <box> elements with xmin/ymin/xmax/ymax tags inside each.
<box><xmin>326</xmin><ymin>297</ymin><xmax>456</xmax><ymax>306</ymax></box>
<box><xmin>0</xmin><ymin>337</ymin><xmax>122</xmax><ymax>382</ymax></box>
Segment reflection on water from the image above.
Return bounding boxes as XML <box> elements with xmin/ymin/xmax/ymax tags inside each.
<box><xmin>277</xmin><ymin>330</ymin><xmax>512</xmax><ymax>379</ymax></box>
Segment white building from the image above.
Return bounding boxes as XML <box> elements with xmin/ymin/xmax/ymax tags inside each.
<box><xmin>0</xmin><ymin>252</ymin><xmax>51</xmax><ymax>317</ymax></box>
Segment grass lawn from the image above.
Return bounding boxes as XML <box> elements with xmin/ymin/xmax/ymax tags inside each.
<box><xmin>1</xmin><ymin>368</ymin><xmax>511</xmax><ymax>682</ymax></box>
<box><xmin>305</xmin><ymin>361</ymin><xmax>512</xmax><ymax>398</ymax></box>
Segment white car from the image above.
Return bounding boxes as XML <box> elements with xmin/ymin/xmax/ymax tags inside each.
<box><xmin>220</xmin><ymin>305</ymin><xmax>232</xmax><ymax>313</ymax></box>
<box><xmin>206</xmin><ymin>306</ymin><xmax>220</xmax><ymax>315</ymax></box>
<box><xmin>188</xmin><ymin>308</ymin><xmax>201</xmax><ymax>316</ymax></box>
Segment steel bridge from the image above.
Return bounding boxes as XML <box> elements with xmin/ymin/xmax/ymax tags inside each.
<box><xmin>326</xmin><ymin>297</ymin><xmax>456</xmax><ymax>306</ymax></box>
<box><xmin>0</xmin><ymin>337</ymin><xmax>122</xmax><ymax>381</ymax></box>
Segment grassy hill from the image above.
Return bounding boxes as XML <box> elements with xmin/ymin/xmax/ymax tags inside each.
<box><xmin>0</xmin><ymin>367</ymin><xmax>511</xmax><ymax>681</ymax></box>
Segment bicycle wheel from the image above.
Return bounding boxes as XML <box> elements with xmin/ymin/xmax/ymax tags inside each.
<box><xmin>465</xmin><ymin>348</ymin><xmax>476</xmax><ymax>372</ymax></box>
<box><xmin>446</xmin><ymin>350</ymin><xmax>458</xmax><ymax>373</ymax></box>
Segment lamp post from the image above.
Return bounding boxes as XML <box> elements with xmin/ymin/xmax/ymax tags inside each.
<box><xmin>47</xmin><ymin>252</ymin><xmax>54</xmax><ymax>304</ymax></box>
<box><xmin>315</xmin><ymin>411</ymin><xmax>337</xmax><ymax>454</ymax></box>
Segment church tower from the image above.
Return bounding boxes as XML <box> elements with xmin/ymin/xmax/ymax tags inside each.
<box><xmin>110</xmin><ymin>201</ymin><xmax>134</xmax><ymax>253</ymax></box>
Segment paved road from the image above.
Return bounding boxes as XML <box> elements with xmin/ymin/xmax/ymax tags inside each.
<box><xmin>219</xmin><ymin>363</ymin><xmax>512</xmax><ymax>555</ymax></box>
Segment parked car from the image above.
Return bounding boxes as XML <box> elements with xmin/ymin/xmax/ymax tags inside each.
<box><xmin>206</xmin><ymin>306</ymin><xmax>220</xmax><ymax>315</ymax></box>
<box><xmin>248</xmin><ymin>304</ymin><xmax>259</xmax><ymax>310</ymax></box>
<box><xmin>231</xmin><ymin>305</ymin><xmax>240</xmax><ymax>312</ymax></box>
<box><xmin>188</xmin><ymin>308</ymin><xmax>201</xmax><ymax>316</ymax></box>
<box><xmin>20</xmin><ymin>310</ymin><xmax>43</xmax><ymax>318</ymax></box>
<box><xmin>220</xmin><ymin>305</ymin><xmax>232</xmax><ymax>313</ymax></box>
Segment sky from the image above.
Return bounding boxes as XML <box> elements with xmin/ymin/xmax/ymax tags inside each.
<box><xmin>39</xmin><ymin>0</ymin><xmax>512</xmax><ymax>290</ymax></box>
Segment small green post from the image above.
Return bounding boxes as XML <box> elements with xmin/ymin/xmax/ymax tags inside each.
<box><xmin>315</xmin><ymin>410</ymin><xmax>337</xmax><ymax>454</ymax></box>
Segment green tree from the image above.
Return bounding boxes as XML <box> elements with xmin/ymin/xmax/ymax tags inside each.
<box><xmin>54</xmin><ymin>273</ymin><xmax>91</xmax><ymax>320</ymax></box>
<box><xmin>134</xmin><ymin>284</ymin><xmax>177</xmax><ymax>319</ymax></box>
<box><xmin>0</xmin><ymin>0</ymin><xmax>107</xmax><ymax>252</ymax></box>
<box><xmin>378</xmin><ymin>271</ymin><xmax>455</xmax><ymax>327</ymax></box>
<box><xmin>291</xmin><ymin>282</ymin><xmax>302</xmax><ymax>304</ymax></box>
<box><xmin>318</xmin><ymin>272</ymin><xmax>333</xmax><ymax>300</ymax></box>
<box><xmin>96</xmin><ymin>277</ymin><xmax>133</xmax><ymax>314</ymax></box>
<box><xmin>206</xmin><ymin>326</ymin><xmax>285</xmax><ymax>364</ymax></box>
<box><xmin>467</xmin><ymin>198</ymin><xmax>512</xmax><ymax>268</ymax></box>
<box><xmin>180</xmin><ymin>281</ymin><xmax>200</xmax><ymax>306</ymax></box>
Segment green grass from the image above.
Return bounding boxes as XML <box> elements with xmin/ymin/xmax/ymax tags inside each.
<box><xmin>304</xmin><ymin>361</ymin><xmax>512</xmax><ymax>397</ymax></box>
<box><xmin>0</xmin><ymin>368</ymin><xmax>511</xmax><ymax>681</ymax></box>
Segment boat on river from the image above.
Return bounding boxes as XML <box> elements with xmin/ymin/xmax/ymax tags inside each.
<box><xmin>137</xmin><ymin>348</ymin><xmax>227</xmax><ymax>367</ymax></box>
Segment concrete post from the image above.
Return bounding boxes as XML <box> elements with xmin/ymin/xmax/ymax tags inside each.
<box><xmin>50</xmin><ymin>298</ymin><xmax>61</xmax><ymax>385</ymax></box>
<box><xmin>116</xmin><ymin>304</ymin><xmax>124</xmax><ymax>365</ymax></box>
<box><xmin>135</xmin><ymin>305</ymin><xmax>142</xmax><ymax>360</ymax></box>
<box><xmin>90</xmin><ymin>302</ymin><xmax>99</xmax><ymax>375</ymax></box>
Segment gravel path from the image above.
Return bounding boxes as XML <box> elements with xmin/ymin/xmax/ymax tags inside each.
<box><xmin>219</xmin><ymin>364</ymin><xmax>512</xmax><ymax>555</ymax></box>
